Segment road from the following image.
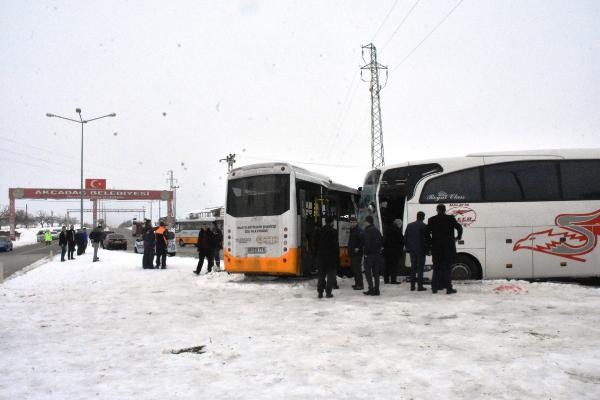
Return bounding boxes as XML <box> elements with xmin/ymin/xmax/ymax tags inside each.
<box><xmin>113</xmin><ymin>228</ymin><xmax>199</xmax><ymax>259</ymax></box>
<box><xmin>0</xmin><ymin>242</ymin><xmax>55</xmax><ymax>280</ymax></box>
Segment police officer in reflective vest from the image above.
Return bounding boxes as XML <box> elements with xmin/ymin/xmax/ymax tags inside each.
<box><xmin>154</xmin><ymin>221</ymin><xmax>169</xmax><ymax>269</ymax></box>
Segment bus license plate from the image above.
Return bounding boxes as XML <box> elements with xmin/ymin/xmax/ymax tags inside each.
<box><xmin>247</xmin><ymin>247</ymin><xmax>266</xmax><ymax>254</ymax></box>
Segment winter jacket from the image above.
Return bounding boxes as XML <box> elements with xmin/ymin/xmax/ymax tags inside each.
<box><xmin>427</xmin><ymin>214</ymin><xmax>463</xmax><ymax>258</ymax></box>
<box><xmin>66</xmin><ymin>229</ymin><xmax>75</xmax><ymax>244</ymax></box>
<box><xmin>89</xmin><ymin>227</ymin><xmax>103</xmax><ymax>244</ymax></box>
<box><xmin>196</xmin><ymin>229</ymin><xmax>213</xmax><ymax>252</ymax></box>
<box><xmin>314</xmin><ymin>224</ymin><xmax>339</xmax><ymax>270</ymax></box>
<box><xmin>347</xmin><ymin>226</ymin><xmax>364</xmax><ymax>257</ymax></box>
<box><xmin>383</xmin><ymin>222</ymin><xmax>404</xmax><ymax>257</ymax></box>
<box><xmin>154</xmin><ymin>226</ymin><xmax>168</xmax><ymax>249</ymax></box>
<box><xmin>44</xmin><ymin>231</ymin><xmax>52</xmax><ymax>242</ymax></box>
<box><xmin>363</xmin><ymin>224</ymin><xmax>383</xmax><ymax>255</ymax></box>
<box><xmin>58</xmin><ymin>231</ymin><xmax>68</xmax><ymax>246</ymax></box>
<box><xmin>404</xmin><ymin>220</ymin><xmax>428</xmax><ymax>254</ymax></box>
<box><xmin>142</xmin><ymin>228</ymin><xmax>155</xmax><ymax>248</ymax></box>
<box><xmin>211</xmin><ymin>227</ymin><xmax>223</xmax><ymax>250</ymax></box>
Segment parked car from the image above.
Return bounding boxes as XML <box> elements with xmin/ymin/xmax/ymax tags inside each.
<box><xmin>133</xmin><ymin>231</ymin><xmax>176</xmax><ymax>256</ymax></box>
<box><xmin>100</xmin><ymin>231</ymin><xmax>115</xmax><ymax>249</ymax></box>
<box><xmin>37</xmin><ymin>230</ymin><xmax>45</xmax><ymax>243</ymax></box>
<box><xmin>0</xmin><ymin>236</ymin><xmax>13</xmax><ymax>252</ymax></box>
<box><xmin>103</xmin><ymin>233</ymin><xmax>127</xmax><ymax>250</ymax></box>
<box><xmin>51</xmin><ymin>228</ymin><xmax>61</xmax><ymax>240</ymax></box>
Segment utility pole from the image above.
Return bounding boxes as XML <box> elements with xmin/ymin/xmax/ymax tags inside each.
<box><xmin>361</xmin><ymin>43</ymin><xmax>388</xmax><ymax>169</ymax></box>
<box><xmin>167</xmin><ymin>170</ymin><xmax>180</xmax><ymax>223</ymax></box>
<box><xmin>219</xmin><ymin>153</ymin><xmax>236</xmax><ymax>172</ymax></box>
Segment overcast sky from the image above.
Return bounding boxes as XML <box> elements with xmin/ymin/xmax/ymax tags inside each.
<box><xmin>1</xmin><ymin>0</ymin><xmax>599</xmax><ymax>225</ymax></box>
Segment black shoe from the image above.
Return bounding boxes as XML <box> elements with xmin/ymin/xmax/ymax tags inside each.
<box><xmin>326</xmin><ymin>293</ymin><xmax>334</xmax><ymax>298</ymax></box>
<box><xmin>432</xmin><ymin>289</ymin><xmax>438</xmax><ymax>294</ymax></box>
<box><xmin>447</xmin><ymin>288</ymin><xmax>457</xmax><ymax>294</ymax></box>
<box><xmin>410</xmin><ymin>286</ymin><xmax>416</xmax><ymax>291</ymax></box>
<box><xmin>390</xmin><ymin>281</ymin><xmax>400</xmax><ymax>285</ymax></box>
<box><xmin>363</xmin><ymin>289</ymin><xmax>374</xmax><ymax>295</ymax></box>
<box><xmin>161</xmin><ymin>267</ymin><xmax>166</xmax><ymax>269</ymax></box>
<box><xmin>333</xmin><ymin>284</ymin><xmax>339</xmax><ymax>289</ymax></box>
<box><xmin>352</xmin><ymin>285</ymin><xmax>357</xmax><ymax>289</ymax></box>
<box><xmin>371</xmin><ymin>288</ymin><xmax>380</xmax><ymax>296</ymax></box>
<box><xmin>318</xmin><ymin>292</ymin><xmax>323</xmax><ymax>298</ymax></box>
<box><xmin>353</xmin><ymin>286</ymin><xmax>364</xmax><ymax>291</ymax></box>
<box><xmin>417</xmin><ymin>286</ymin><xmax>426</xmax><ymax>291</ymax></box>
<box><xmin>193</xmin><ymin>270</ymin><xmax>200</xmax><ymax>275</ymax></box>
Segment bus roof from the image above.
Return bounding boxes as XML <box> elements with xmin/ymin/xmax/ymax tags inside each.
<box><xmin>376</xmin><ymin>148</ymin><xmax>600</xmax><ymax>175</ymax></box>
<box><xmin>229</xmin><ymin>162</ymin><xmax>358</xmax><ymax>194</ymax></box>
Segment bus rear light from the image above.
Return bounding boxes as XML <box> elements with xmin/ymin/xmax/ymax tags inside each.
<box><xmin>284</xmin><ymin>241</ymin><xmax>288</xmax><ymax>245</ymax></box>
<box><xmin>228</xmin><ymin>235</ymin><xmax>231</xmax><ymax>239</ymax></box>
<box><xmin>284</xmin><ymin>227</ymin><xmax>288</xmax><ymax>232</ymax></box>
<box><xmin>283</xmin><ymin>247</ymin><xmax>288</xmax><ymax>252</ymax></box>
<box><xmin>228</xmin><ymin>229</ymin><xmax>231</xmax><ymax>233</ymax></box>
<box><xmin>284</xmin><ymin>234</ymin><xmax>288</xmax><ymax>238</ymax></box>
<box><xmin>283</xmin><ymin>258</ymin><xmax>287</xmax><ymax>263</ymax></box>
<box><xmin>228</xmin><ymin>248</ymin><xmax>231</xmax><ymax>252</ymax></box>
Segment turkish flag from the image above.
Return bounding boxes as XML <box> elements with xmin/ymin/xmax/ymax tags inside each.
<box><xmin>85</xmin><ymin>179</ymin><xmax>107</xmax><ymax>189</ymax></box>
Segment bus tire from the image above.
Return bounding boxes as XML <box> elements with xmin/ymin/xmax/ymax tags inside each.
<box><xmin>179</xmin><ymin>240</ymin><xmax>185</xmax><ymax>247</ymax></box>
<box><xmin>451</xmin><ymin>254</ymin><xmax>482</xmax><ymax>280</ymax></box>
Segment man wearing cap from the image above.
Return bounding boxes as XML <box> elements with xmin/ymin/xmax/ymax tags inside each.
<box><xmin>427</xmin><ymin>204</ymin><xmax>463</xmax><ymax>294</ymax></box>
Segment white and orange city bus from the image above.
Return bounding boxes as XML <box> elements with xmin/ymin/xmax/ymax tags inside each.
<box><xmin>175</xmin><ymin>207</ymin><xmax>224</xmax><ymax>247</ymax></box>
<box><xmin>359</xmin><ymin>148</ymin><xmax>600</xmax><ymax>280</ymax></box>
<box><xmin>224</xmin><ymin>163</ymin><xmax>358</xmax><ymax>276</ymax></box>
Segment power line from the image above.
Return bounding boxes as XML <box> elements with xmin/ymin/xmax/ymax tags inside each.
<box><xmin>371</xmin><ymin>0</ymin><xmax>400</xmax><ymax>42</ymax></box>
<box><xmin>380</xmin><ymin>0</ymin><xmax>421</xmax><ymax>51</ymax></box>
<box><xmin>391</xmin><ymin>0</ymin><xmax>464</xmax><ymax>72</ymax></box>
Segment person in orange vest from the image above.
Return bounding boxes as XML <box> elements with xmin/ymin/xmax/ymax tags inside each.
<box><xmin>154</xmin><ymin>221</ymin><xmax>169</xmax><ymax>269</ymax></box>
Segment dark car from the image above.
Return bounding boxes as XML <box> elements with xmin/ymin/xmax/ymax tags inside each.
<box><xmin>103</xmin><ymin>233</ymin><xmax>127</xmax><ymax>250</ymax></box>
<box><xmin>100</xmin><ymin>231</ymin><xmax>115</xmax><ymax>249</ymax></box>
<box><xmin>0</xmin><ymin>236</ymin><xmax>13</xmax><ymax>252</ymax></box>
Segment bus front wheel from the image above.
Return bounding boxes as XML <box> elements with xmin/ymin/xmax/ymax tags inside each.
<box><xmin>451</xmin><ymin>254</ymin><xmax>481</xmax><ymax>280</ymax></box>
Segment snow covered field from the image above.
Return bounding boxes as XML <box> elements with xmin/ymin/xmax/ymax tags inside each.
<box><xmin>1</xmin><ymin>251</ymin><xmax>600</xmax><ymax>400</ymax></box>
<box><xmin>0</xmin><ymin>226</ymin><xmax>40</xmax><ymax>248</ymax></box>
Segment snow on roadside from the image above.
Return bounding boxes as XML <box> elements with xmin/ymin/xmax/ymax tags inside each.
<box><xmin>13</xmin><ymin>227</ymin><xmax>40</xmax><ymax>248</ymax></box>
<box><xmin>1</xmin><ymin>250</ymin><xmax>600</xmax><ymax>399</ymax></box>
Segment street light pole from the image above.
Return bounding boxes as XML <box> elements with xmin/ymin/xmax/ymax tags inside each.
<box><xmin>46</xmin><ymin>109</ymin><xmax>116</xmax><ymax>227</ymax></box>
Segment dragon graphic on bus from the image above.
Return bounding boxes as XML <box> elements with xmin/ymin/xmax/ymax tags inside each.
<box><xmin>513</xmin><ymin>208</ymin><xmax>600</xmax><ymax>262</ymax></box>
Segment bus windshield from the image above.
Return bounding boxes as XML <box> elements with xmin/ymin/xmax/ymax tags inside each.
<box><xmin>227</xmin><ymin>174</ymin><xmax>290</xmax><ymax>217</ymax></box>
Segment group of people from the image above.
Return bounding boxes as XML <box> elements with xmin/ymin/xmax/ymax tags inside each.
<box><xmin>141</xmin><ymin>220</ymin><xmax>171</xmax><ymax>269</ymax></box>
<box><xmin>193</xmin><ymin>221</ymin><xmax>223</xmax><ymax>274</ymax></box>
<box><xmin>58</xmin><ymin>224</ymin><xmax>104</xmax><ymax>262</ymax></box>
<box><xmin>313</xmin><ymin>203</ymin><xmax>463</xmax><ymax>299</ymax></box>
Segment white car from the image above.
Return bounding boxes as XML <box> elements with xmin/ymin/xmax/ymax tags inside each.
<box><xmin>134</xmin><ymin>232</ymin><xmax>176</xmax><ymax>256</ymax></box>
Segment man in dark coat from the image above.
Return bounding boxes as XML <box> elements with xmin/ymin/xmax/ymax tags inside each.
<box><xmin>66</xmin><ymin>224</ymin><xmax>76</xmax><ymax>260</ymax></box>
<box><xmin>314</xmin><ymin>216</ymin><xmax>339</xmax><ymax>298</ymax></box>
<box><xmin>81</xmin><ymin>227</ymin><xmax>88</xmax><ymax>254</ymax></box>
<box><xmin>363</xmin><ymin>215</ymin><xmax>384</xmax><ymax>296</ymax></box>
<box><xmin>427</xmin><ymin>204</ymin><xmax>463</xmax><ymax>294</ymax></box>
<box><xmin>383</xmin><ymin>219</ymin><xmax>403</xmax><ymax>284</ymax></box>
<box><xmin>58</xmin><ymin>226</ymin><xmax>68</xmax><ymax>262</ymax></box>
<box><xmin>154</xmin><ymin>221</ymin><xmax>169</xmax><ymax>269</ymax></box>
<box><xmin>404</xmin><ymin>211</ymin><xmax>428</xmax><ymax>291</ymax></box>
<box><xmin>142</xmin><ymin>220</ymin><xmax>155</xmax><ymax>269</ymax></box>
<box><xmin>194</xmin><ymin>227</ymin><xmax>214</xmax><ymax>274</ymax></box>
<box><xmin>75</xmin><ymin>229</ymin><xmax>85</xmax><ymax>256</ymax></box>
<box><xmin>347</xmin><ymin>216</ymin><xmax>364</xmax><ymax>290</ymax></box>
<box><xmin>89</xmin><ymin>224</ymin><xmax>103</xmax><ymax>262</ymax></box>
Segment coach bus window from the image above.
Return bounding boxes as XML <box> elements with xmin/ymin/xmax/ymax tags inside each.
<box><xmin>483</xmin><ymin>161</ymin><xmax>560</xmax><ymax>202</ymax></box>
<box><xmin>420</xmin><ymin>167</ymin><xmax>482</xmax><ymax>203</ymax></box>
<box><xmin>227</xmin><ymin>175</ymin><xmax>290</xmax><ymax>217</ymax></box>
<box><xmin>560</xmin><ymin>160</ymin><xmax>600</xmax><ymax>200</ymax></box>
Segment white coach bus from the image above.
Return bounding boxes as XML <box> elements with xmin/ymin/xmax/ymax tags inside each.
<box><xmin>358</xmin><ymin>149</ymin><xmax>600</xmax><ymax>280</ymax></box>
<box><xmin>224</xmin><ymin>163</ymin><xmax>358</xmax><ymax>276</ymax></box>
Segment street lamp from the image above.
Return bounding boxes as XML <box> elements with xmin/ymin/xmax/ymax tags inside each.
<box><xmin>46</xmin><ymin>108</ymin><xmax>116</xmax><ymax>227</ymax></box>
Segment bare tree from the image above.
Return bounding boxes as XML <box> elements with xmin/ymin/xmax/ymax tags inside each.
<box><xmin>0</xmin><ymin>205</ymin><xmax>8</xmax><ymax>227</ymax></box>
<box><xmin>36</xmin><ymin>210</ymin><xmax>48</xmax><ymax>228</ymax></box>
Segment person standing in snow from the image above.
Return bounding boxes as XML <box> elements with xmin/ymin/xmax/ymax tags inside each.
<box><xmin>211</xmin><ymin>221</ymin><xmax>223</xmax><ymax>271</ymax></box>
<box><xmin>348</xmin><ymin>216</ymin><xmax>364</xmax><ymax>291</ymax></box>
<box><xmin>58</xmin><ymin>226</ymin><xmax>68</xmax><ymax>262</ymax></box>
<box><xmin>363</xmin><ymin>215</ymin><xmax>383</xmax><ymax>296</ymax></box>
<box><xmin>89</xmin><ymin>224</ymin><xmax>103</xmax><ymax>262</ymax></box>
<box><xmin>142</xmin><ymin>220</ymin><xmax>155</xmax><ymax>269</ymax></box>
<box><xmin>383</xmin><ymin>218</ymin><xmax>403</xmax><ymax>284</ymax></box>
<box><xmin>44</xmin><ymin>230</ymin><xmax>52</xmax><ymax>246</ymax></box>
<box><xmin>75</xmin><ymin>229</ymin><xmax>84</xmax><ymax>256</ymax></box>
<box><xmin>154</xmin><ymin>221</ymin><xmax>168</xmax><ymax>269</ymax></box>
<box><xmin>82</xmin><ymin>227</ymin><xmax>88</xmax><ymax>254</ymax></box>
<box><xmin>404</xmin><ymin>211</ymin><xmax>429</xmax><ymax>291</ymax></box>
<box><xmin>66</xmin><ymin>224</ymin><xmax>76</xmax><ymax>260</ymax></box>
<box><xmin>314</xmin><ymin>216</ymin><xmax>339</xmax><ymax>299</ymax></box>
<box><xmin>427</xmin><ymin>204</ymin><xmax>462</xmax><ymax>294</ymax></box>
<box><xmin>193</xmin><ymin>227</ymin><xmax>214</xmax><ymax>274</ymax></box>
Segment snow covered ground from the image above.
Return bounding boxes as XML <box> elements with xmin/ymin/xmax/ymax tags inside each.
<box><xmin>12</xmin><ymin>227</ymin><xmax>41</xmax><ymax>248</ymax></box>
<box><xmin>1</xmin><ymin>251</ymin><xmax>600</xmax><ymax>400</ymax></box>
